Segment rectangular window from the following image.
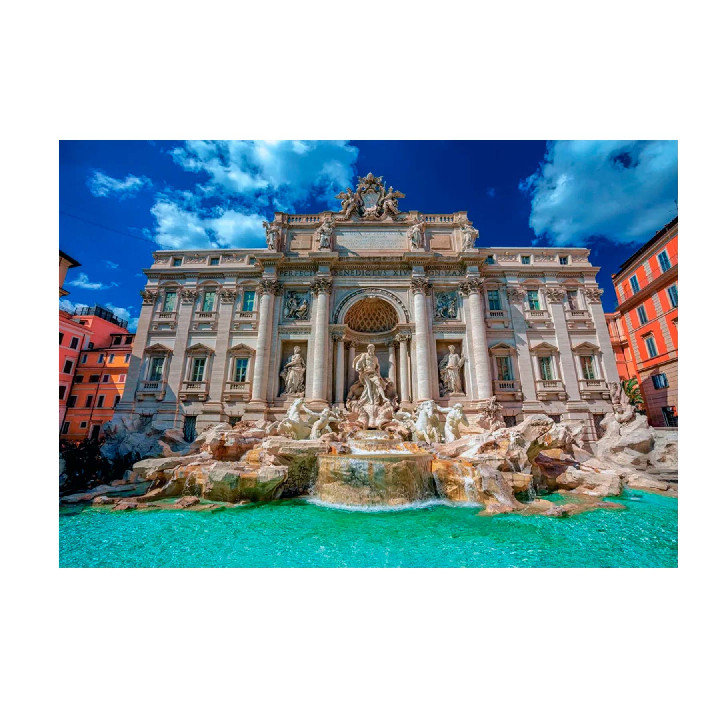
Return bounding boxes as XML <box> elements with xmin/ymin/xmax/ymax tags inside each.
<box><xmin>102</xmin><ymin>374</ymin><xmax>110</xmax><ymax>383</ymax></box>
<box><xmin>109</xmin><ymin>353</ymin><xmax>115</xmax><ymax>363</ymax></box>
<box><xmin>521</xmin><ymin>255</ymin><xmax>531</xmax><ymax>265</ymax></box>
<box><xmin>119</xmin><ymin>374</ymin><xmax>126</xmax><ymax>383</ymax></box>
<box><xmin>125</xmin><ymin>354</ymin><xmax>131</xmax><ymax>363</ymax></box>
<box><xmin>487</xmin><ymin>290</ymin><xmax>501</xmax><ymax>311</ymax></box>
<box><xmin>644</xmin><ymin>335</ymin><xmax>658</xmax><ymax>358</ymax></box>
<box><xmin>657</xmin><ymin>250</ymin><xmax>671</xmax><ymax>273</ymax></box>
<box><xmin>163</xmin><ymin>291</ymin><xmax>177</xmax><ymax>312</ymax></box>
<box><xmin>559</xmin><ymin>255</ymin><xmax>569</xmax><ymax>265</ymax></box>
<box><xmin>526</xmin><ymin>290</ymin><xmax>541</xmax><ymax>310</ymax></box>
<box><xmin>97</xmin><ymin>395</ymin><xmax>105</xmax><ymax>408</ymax></box>
<box><xmin>630</xmin><ymin>275</ymin><xmax>640</xmax><ymax>294</ymax></box>
<box><xmin>667</xmin><ymin>284</ymin><xmax>678</xmax><ymax>308</ymax></box>
<box><xmin>503</xmin><ymin>415</ymin><xmax>517</xmax><ymax>427</ymax></box>
<box><xmin>495</xmin><ymin>356</ymin><xmax>514</xmax><ymax>381</ymax></box>
<box><xmin>242</xmin><ymin>290</ymin><xmax>256</xmax><ymax>312</ymax></box>
<box><xmin>172</xmin><ymin>258</ymin><xmax>182</xmax><ymax>267</ymax></box>
<box><xmin>85</xmin><ymin>396</ymin><xmax>93</xmax><ymax>408</ymax></box>
<box><xmin>114</xmin><ymin>395</ymin><xmax>121</xmax><ymax>406</ymax></box>
<box><xmin>190</xmin><ymin>357</ymin><xmax>206</xmax><ymax>382</ymax></box>
<box><xmin>124</xmin><ymin>336</ymin><xmax>132</xmax><ymax>344</ymax></box>
<box><xmin>63</xmin><ymin>360</ymin><xmax>73</xmax><ymax>374</ymax></box>
<box><xmin>637</xmin><ymin>305</ymin><xmax>648</xmax><ymax>324</ymax></box>
<box><xmin>97</xmin><ymin>353</ymin><xmax>105</xmax><ymax>364</ymax></box>
<box><xmin>234</xmin><ymin>357</ymin><xmax>250</xmax><ymax>382</ymax></box>
<box><xmin>539</xmin><ymin>356</ymin><xmax>554</xmax><ymax>381</ymax></box>
<box><xmin>209</xmin><ymin>257</ymin><xmax>220</xmax><ymax>266</ymax></box>
<box><xmin>70</xmin><ymin>336</ymin><xmax>79</xmax><ymax>349</ymax></box>
<box><xmin>485</xmin><ymin>255</ymin><xmax>495</xmax><ymax>265</ymax></box>
<box><xmin>580</xmin><ymin>355</ymin><xmax>596</xmax><ymax>380</ymax></box>
<box><xmin>80</xmin><ymin>421</ymin><xmax>87</xmax><ymax>429</ymax></box>
<box><xmin>59</xmin><ymin>332</ymin><xmax>64</xmax><ymax>345</ymax></box>
<box><xmin>75</xmin><ymin>376</ymin><xmax>83</xmax><ymax>383</ymax></box>
<box><xmin>566</xmin><ymin>290</ymin><xmax>578</xmax><ymax>310</ymax></box>
<box><xmin>652</xmin><ymin>373</ymin><xmax>669</xmax><ymax>389</ymax></box>
<box><xmin>61</xmin><ymin>422</ymin><xmax>70</xmax><ymax>434</ymax></box>
<box><xmin>89</xmin><ymin>374</ymin><xmax>100</xmax><ymax>383</ymax></box>
<box><xmin>202</xmin><ymin>291</ymin><xmax>216</xmax><ymax>312</ymax></box>
<box><xmin>113</xmin><ymin>336</ymin><xmax>122</xmax><ymax>345</ymax></box>
<box><xmin>81</xmin><ymin>354</ymin><xmax>88</xmax><ymax>364</ymax></box>
<box><xmin>59</xmin><ymin>386</ymin><xmax>66</xmax><ymax>400</ymax></box>
<box><xmin>67</xmin><ymin>395</ymin><xmax>77</xmax><ymax>408</ymax></box>
<box><xmin>149</xmin><ymin>357</ymin><xmax>165</xmax><ymax>382</ymax></box>
<box><xmin>88</xmin><ymin>342</ymin><xmax>94</xmax><ymax>350</ymax></box>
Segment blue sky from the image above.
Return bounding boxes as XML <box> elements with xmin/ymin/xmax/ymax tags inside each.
<box><xmin>59</xmin><ymin>140</ymin><xmax>678</xmax><ymax>330</ymax></box>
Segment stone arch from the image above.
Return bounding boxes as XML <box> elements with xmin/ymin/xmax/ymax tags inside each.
<box><xmin>333</xmin><ymin>288</ymin><xmax>410</xmax><ymax>324</ymax></box>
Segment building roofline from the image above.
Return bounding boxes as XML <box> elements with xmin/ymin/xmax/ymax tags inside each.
<box><xmin>60</xmin><ymin>250</ymin><xmax>81</xmax><ymax>268</ymax></box>
<box><xmin>613</xmin><ymin>216</ymin><xmax>678</xmax><ymax>278</ymax></box>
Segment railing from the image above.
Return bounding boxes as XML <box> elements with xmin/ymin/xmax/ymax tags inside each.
<box><xmin>487</xmin><ymin>310</ymin><xmax>506</xmax><ymax>318</ymax></box>
<box><xmin>536</xmin><ymin>379</ymin><xmax>564</xmax><ymax>391</ymax></box>
<box><xmin>493</xmin><ymin>380</ymin><xmax>520</xmax><ymax>393</ymax></box>
<box><xmin>526</xmin><ymin>309</ymin><xmax>549</xmax><ymax>317</ymax></box>
<box><xmin>157</xmin><ymin>311</ymin><xmax>176</xmax><ymax>320</ymax></box>
<box><xmin>288</xmin><ymin>215</ymin><xmax>321</xmax><ymax>223</ymax></box>
<box><xmin>195</xmin><ymin>311</ymin><xmax>216</xmax><ymax>320</ymax></box>
<box><xmin>180</xmin><ymin>381</ymin><xmax>208</xmax><ymax>399</ymax></box>
<box><xmin>580</xmin><ymin>379</ymin><xmax>608</xmax><ymax>390</ymax></box>
<box><xmin>567</xmin><ymin>309</ymin><xmax>590</xmax><ymax>318</ymax></box>
<box><xmin>423</xmin><ymin>215</ymin><xmax>454</xmax><ymax>223</ymax></box>
<box><xmin>140</xmin><ymin>380</ymin><xmax>162</xmax><ymax>391</ymax></box>
<box><xmin>226</xmin><ymin>381</ymin><xmax>250</xmax><ymax>392</ymax></box>
<box><xmin>234</xmin><ymin>311</ymin><xmax>257</xmax><ymax>319</ymax></box>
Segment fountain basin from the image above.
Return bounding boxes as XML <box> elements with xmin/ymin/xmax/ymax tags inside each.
<box><xmin>315</xmin><ymin>451</ymin><xmax>436</xmax><ymax>507</ymax></box>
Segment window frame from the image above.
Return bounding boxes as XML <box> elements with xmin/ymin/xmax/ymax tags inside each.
<box><xmin>70</xmin><ymin>336</ymin><xmax>79</xmax><ymax>349</ymax></box>
<box><xmin>644</xmin><ymin>334</ymin><xmax>659</xmax><ymax>358</ymax></box>
<box><xmin>657</xmin><ymin>250</ymin><xmax>671</xmax><ymax>273</ymax></box>
<box><xmin>667</xmin><ymin>284</ymin><xmax>678</xmax><ymax>308</ymax></box>
<box><xmin>637</xmin><ymin>304</ymin><xmax>648</xmax><ymax>325</ymax></box>
<box><xmin>233</xmin><ymin>356</ymin><xmax>250</xmax><ymax>383</ymax></box>
<box><xmin>630</xmin><ymin>275</ymin><xmax>640</xmax><ymax>294</ymax></box>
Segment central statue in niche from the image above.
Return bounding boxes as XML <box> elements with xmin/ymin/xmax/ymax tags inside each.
<box><xmin>346</xmin><ymin>343</ymin><xmax>398</xmax><ymax>429</ymax></box>
<box><xmin>353</xmin><ymin>344</ymin><xmax>389</xmax><ymax>406</ymax></box>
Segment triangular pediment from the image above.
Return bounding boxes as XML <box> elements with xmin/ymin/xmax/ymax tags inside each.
<box><xmin>488</xmin><ymin>341</ymin><xmax>517</xmax><ymax>355</ymax></box>
<box><xmin>530</xmin><ymin>341</ymin><xmax>558</xmax><ymax>353</ymax></box>
<box><xmin>186</xmin><ymin>343</ymin><xmax>215</xmax><ymax>355</ymax></box>
<box><xmin>228</xmin><ymin>343</ymin><xmax>255</xmax><ymax>355</ymax></box>
<box><xmin>572</xmin><ymin>341</ymin><xmax>600</xmax><ymax>353</ymax></box>
<box><xmin>145</xmin><ymin>343</ymin><xmax>173</xmax><ymax>354</ymax></box>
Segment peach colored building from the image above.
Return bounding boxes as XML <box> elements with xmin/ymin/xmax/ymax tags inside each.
<box><xmin>60</xmin><ymin>305</ymin><xmax>132</xmax><ymax>440</ymax></box>
<box><xmin>606</xmin><ymin>217</ymin><xmax>678</xmax><ymax>427</ymax></box>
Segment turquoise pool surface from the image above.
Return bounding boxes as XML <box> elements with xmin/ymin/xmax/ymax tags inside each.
<box><xmin>59</xmin><ymin>490</ymin><xmax>677</xmax><ymax>568</ymax></box>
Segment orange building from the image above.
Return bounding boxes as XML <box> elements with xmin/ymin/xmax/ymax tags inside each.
<box><xmin>60</xmin><ymin>306</ymin><xmax>134</xmax><ymax>441</ymax></box>
<box><xmin>606</xmin><ymin>217</ymin><xmax>678</xmax><ymax>427</ymax></box>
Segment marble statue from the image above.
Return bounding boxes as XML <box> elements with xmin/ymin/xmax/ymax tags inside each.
<box><xmin>439</xmin><ymin>345</ymin><xmax>465</xmax><ymax>396</ymax></box>
<box><xmin>308</xmin><ymin>408</ymin><xmax>343</xmax><ymax>440</ymax></box>
<box><xmin>279</xmin><ymin>346</ymin><xmax>306</xmax><ymax>395</ymax></box>
<box><xmin>437</xmin><ymin>402</ymin><xmax>469</xmax><ymax>442</ymax></box>
<box><xmin>478</xmin><ymin>395</ymin><xmax>505</xmax><ymax>431</ymax></box>
<box><xmin>335</xmin><ymin>187</ymin><xmax>360</xmax><ymax>219</ymax></box>
<box><xmin>352</xmin><ymin>343</ymin><xmax>389</xmax><ymax>407</ymax></box>
<box><xmin>284</xmin><ymin>291</ymin><xmax>310</xmax><ymax>321</ymax></box>
<box><xmin>407</xmin><ymin>220</ymin><xmax>425</xmax><ymax>250</ymax></box>
<box><xmin>379</xmin><ymin>186</ymin><xmax>405</xmax><ymax>217</ymax></box>
<box><xmin>315</xmin><ymin>217</ymin><xmax>334</xmax><ymax>250</ymax></box>
<box><xmin>609</xmin><ymin>381</ymin><xmax>635</xmax><ymax>423</ymax></box>
<box><xmin>414</xmin><ymin>401</ymin><xmax>443</xmax><ymax>444</ymax></box>
<box><xmin>461</xmin><ymin>223</ymin><xmax>479</xmax><ymax>250</ymax></box>
<box><xmin>268</xmin><ymin>398</ymin><xmax>312</xmax><ymax>440</ymax></box>
<box><xmin>263</xmin><ymin>221</ymin><xmax>279</xmax><ymax>251</ymax></box>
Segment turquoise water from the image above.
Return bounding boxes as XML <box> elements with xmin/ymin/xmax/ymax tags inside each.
<box><xmin>59</xmin><ymin>490</ymin><xmax>677</xmax><ymax>568</ymax></box>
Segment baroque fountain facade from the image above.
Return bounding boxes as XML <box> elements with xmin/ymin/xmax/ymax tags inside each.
<box><xmin>91</xmin><ymin>174</ymin><xmax>676</xmax><ymax>513</ymax></box>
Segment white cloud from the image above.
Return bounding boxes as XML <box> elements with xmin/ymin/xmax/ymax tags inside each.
<box><xmin>169</xmin><ymin>140</ymin><xmax>358</xmax><ymax>211</ymax></box>
<box><xmin>68</xmin><ymin>272</ymin><xmax>119</xmax><ymax>290</ymax></box>
<box><xmin>105</xmin><ymin>260</ymin><xmax>119</xmax><ymax>269</ymax></box>
<box><xmin>88</xmin><ymin>170</ymin><xmax>152</xmax><ymax>198</ymax></box>
<box><xmin>104</xmin><ymin>303</ymin><xmax>138</xmax><ymax>332</ymax></box>
<box><xmin>520</xmin><ymin>141</ymin><xmax>678</xmax><ymax>246</ymax></box>
<box><xmin>59</xmin><ymin>298</ymin><xmax>87</xmax><ymax>314</ymax></box>
<box><xmin>150</xmin><ymin>200</ymin><xmax>266</xmax><ymax>250</ymax></box>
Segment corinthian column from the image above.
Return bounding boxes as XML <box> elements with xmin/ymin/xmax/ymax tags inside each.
<box><xmin>396</xmin><ymin>333</ymin><xmax>410</xmax><ymax>404</ymax></box>
<box><xmin>388</xmin><ymin>341</ymin><xmax>397</xmax><ymax>386</ymax></box>
<box><xmin>333</xmin><ymin>332</ymin><xmax>345</xmax><ymax>406</ymax></box>
<box><xmin>411</xmin><ymin>277</ymin><xmax>432</xmax><ymax>402</ymax></box>
<box><xmin>250</xmin><ymin>279</ymin><xmax>281</xmax><ymax>405</ymax></box>
<box><xmin>308</xmin><ymin>277</ymin><xmax>333</xmax><ymax>405</ymax></box>
<box><xmin>460</xmin><ymin>278</ymin><xmax>492</xmax><ymax>399</ymax></box>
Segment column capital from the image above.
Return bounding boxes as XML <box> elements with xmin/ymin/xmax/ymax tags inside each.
<box><xmin>459</xmin><ymin>278</ymin><xmax>483</xmax><ymax>296</ymax></box>
<box><xmin>410</xmin><ymin>277</ymin><xmax>432</xmax><ymax>295</ymax></box>
<box><xmin>584</xmin><ymin>287</ymin><xmax>604</xmax><ymax>304</ymax></box>
<box><xmin>140</xmin><ymin>289</ymin><xmax>158</xmax><ymax>305</ymax></box>
<box><xmin>505</xmin><ymin>286</ymin><xmax>525</xmax><ymax>303</ymax></box>
<box><xmin>331</xmin><ymin>330</ymin><xmax>344</xmax><ymax>342</ymax></box>
<box><xmin>394</xmin><ymin>332</ymin><xmax>411</xmax><ymax>344</ymax></box>
<box><xmin>180</xmin><ymin>288</ymin><xmax>199</xmax><ymax>303</ymax></box>
<box><xmin>258</xmin><ymin>279</ymin><xmax>283</xmax><ymax>296</ymax></box>
<box><xmin>310</xmin><ymin>278</ymin><xmax>333</xmax><ymax>295</ymax></box>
